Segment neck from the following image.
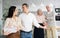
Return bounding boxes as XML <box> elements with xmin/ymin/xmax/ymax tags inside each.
<box><xmin>47</xmin><ymin>10</ymin><xmax>52</xmax><ymax>12</ymax></box>
<box><xmin>12</xmin><ymin>16</ymin><xmax>16</xmax><ymax>19</ymax></box>
<box><xmin>48</xmin><ymin>11</ymin><xmax>50</xmax><ymax>12</ymax></box>
<box><xmin>38</xmin><ymin>14</ymin><xmax>42</xmax><ymax>16</ymax></box>
<box><xmin>24</xmin><ymin>11</ymin><xmax>29</xmax><ymax>15</ymax></box>
<box><xmin>47</xmin><ymin>11</ymin><xmax>52</xmax><ymax>14</ymax></box>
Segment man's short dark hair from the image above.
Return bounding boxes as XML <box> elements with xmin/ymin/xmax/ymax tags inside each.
<box><xmin>22</xmin><ymin>3</ymin><xmax>29</xmax><ymax>7</ymax></box>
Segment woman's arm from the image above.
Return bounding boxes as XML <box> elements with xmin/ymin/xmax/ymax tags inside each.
<box><xmin>43</xmin><ymin>22</ymin><xmax>48</xmax><ymax>26</ymax></box>
<box><xmin>17</xmin><ymin>17</ymin><xmax>24</xmax><ymax>31</ymax></box>
<box><xmin>33</xmin><ymin>14</ymin><xmax>47</xmax><ymax>29</ymax></box>
<box><xmin>4</xmin><ymin>18</ymin><xmax>10</xmax><ymax>35</ymax></box>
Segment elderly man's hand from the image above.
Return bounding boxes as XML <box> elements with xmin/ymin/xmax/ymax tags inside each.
<box><xmin>43</xmin><ymin>26</ymin><xmax>47</xmax><ymax>29</ymax></box>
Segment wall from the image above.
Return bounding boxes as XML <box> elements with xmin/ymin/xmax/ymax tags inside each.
<box><xmin>0</xmin><ymin>0</ymin><xmax>2</xmax><ymax>35</ymax></box>
<box><xmin>2</xmin><ymin>0</ymin><xmax>60</xmax><ymax>37</ymax></box>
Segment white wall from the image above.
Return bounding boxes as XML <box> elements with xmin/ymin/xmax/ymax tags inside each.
<box><xmin>0</xmin><ymin>0</ymin><xmax>2</xmax><ymax>35</ymax></box>
<box><xmin>3</xmin><ymin>0</ymin><xmax>60</xmax><ymax>11</ymax></box>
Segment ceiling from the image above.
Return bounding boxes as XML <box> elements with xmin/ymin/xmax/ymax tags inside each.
<box><xmin>3</xmin><ymin>0</ymin><xmax>60</xmax><ymax>11</ymax></box>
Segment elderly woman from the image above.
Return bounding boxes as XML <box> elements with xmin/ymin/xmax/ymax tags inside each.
<box><xmin>34</xmin><ymin>9</ymin><xmax>47</xmax><ymax>38</ymax></box>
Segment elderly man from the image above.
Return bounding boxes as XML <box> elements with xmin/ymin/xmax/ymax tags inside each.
<box><xmin>46</xmin><ymin>5</ymin><xmax>55</xmax><ymax>38</ymax></box>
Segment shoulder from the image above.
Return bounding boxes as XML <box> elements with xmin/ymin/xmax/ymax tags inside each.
<box><xmin>17</xmin><ymin>17</ymin><xmax>21</xmax><ymax>19</ymax></box>
<box><xmin>42</xmin><ymin>14</ymin><xmax>45</xmax><ymax>16</ymax></box>
<box><xmin>5</xmin><ymin>18</ymin><xmax>11</xmax><ymax>23</ymax></box>
<box><xmin>42</xmin><ymin>14</ymin><xmax>45</xmax><ymax>18</ymax></box>
<box><xmin>29</xmin><ymin>13</ymin><xmax>34</xmax><ymax>15</ymax></box>
<box><xmin>19</xmin><ymin>13</ymin><xmax>24</xmax><ymax>17</ymax></box>
<box><xmin>30</xmin><ymin>13</ymin><xmax>37</xmax><ymax>19</ymax></box>
<box><xmin>16</xmin><ymin>17</ymin><xmax>21</xmax><ymax>21</ymax></box>
<box><xmin>30</xmin><ymin>13</ymin><xmax>36</xmax><ymax>16</ymax></box>
<box><xmin>5</xmin><ymin>18</ymin><xmax>11</xmax><ymax>21</ymax></box>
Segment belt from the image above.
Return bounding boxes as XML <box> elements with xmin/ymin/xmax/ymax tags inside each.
<box><xmin>20</xmin><ymin>30</ymin><xmax>32</xmax><ymax>33</ymax></box>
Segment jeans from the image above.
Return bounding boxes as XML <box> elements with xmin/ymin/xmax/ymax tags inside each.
<box><xmin>20</xmin><ymin>31</ymin><xmax>32</xmax><ymax>38</ymax></box>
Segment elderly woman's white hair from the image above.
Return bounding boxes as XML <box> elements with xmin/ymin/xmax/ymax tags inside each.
<box><xmin>37</xmin><ymin>8</ymin><xmax>43</xmax><ymax>15</ymax></box>
<box><xmin>37</xmin><ymin>8</ymin><xmax>42</xmax><ymax>12</ymax></box>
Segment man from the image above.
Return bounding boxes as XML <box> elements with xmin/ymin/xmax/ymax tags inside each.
<box><xmin>19</xmin><ymin>3</ymin><xmax>47</xmax><ymax>38</ymax></box>
<box><xmin>46</xmin><ymin>5</ymin><xmax>55</xmax><ymax>38</ymax></box>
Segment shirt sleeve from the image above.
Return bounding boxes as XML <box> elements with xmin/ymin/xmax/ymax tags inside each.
<box><xmin>32</xmin><ymin>14</ymin><xmax>40</xmax><ymax>28</ymax></box>
<box><xmin>18</xmin><ymin>17</ymin><xmax>24</xmax><ymax>30</ymax></box>
<box><xmin>4</xmin><ymin>18</ymin><xmax>10</xmax><ymax>29</ymax></box>
<box><xmin>43</xmin><ymin>15</ymin><xmax>46</xmax><ymax>22</ymax></box>
<box><xmin>4</xmin><ymin>18</ymin><xmax>10</xmax><ymax>35</ymax></box>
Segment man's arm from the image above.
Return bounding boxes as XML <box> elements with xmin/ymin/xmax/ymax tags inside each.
<box><xmin>43</xmin><ymin>15</ymin><xmax>48</xmax><ymax>26</ymax></box>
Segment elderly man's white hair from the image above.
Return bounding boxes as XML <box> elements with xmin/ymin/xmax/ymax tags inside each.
<box><xmin>46</xmin><ymin>3</ymin><xmax>54</xmax><ymax>11</ymax></box>
<box><xmin>47</xmin><ymin>3</ymin><xmax>54</xmax><ymax>8</ymax></box>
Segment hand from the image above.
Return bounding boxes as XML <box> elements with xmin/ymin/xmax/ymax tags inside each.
<box><xmin>43</xmin><ymin>26</ymin><xmax>47</xmax><ymax>29</ymax></box>
<box><xmin>4</xmin><ymin>32</ymin><xmax>10</xmax><ymax>35</ymax></box>
<box><xmin>43</xmin><ymin>22</ymin><xmax>48</xmax><ymax>26</ymax></box>
<box><xmin>43</xmin><ymin>26</ymin><xmax>50</xmax><ymax>30</ymax></box>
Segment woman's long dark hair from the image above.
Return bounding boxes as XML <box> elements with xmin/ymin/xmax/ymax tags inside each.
<box><xmin>7</xmin><ymin>6</ymin><xmax>16</xmax><ymax>18</ymax></box>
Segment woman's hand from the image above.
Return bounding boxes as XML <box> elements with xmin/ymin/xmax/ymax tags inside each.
<box><xmin>43</xmin><ymin>22</ymin><xmax>48</xmax><ymax>26</ymax></box>
<box><xmin>4</xmin><ymin>31</ymin><xmax>10</xmax><ymax>35</ymax></box>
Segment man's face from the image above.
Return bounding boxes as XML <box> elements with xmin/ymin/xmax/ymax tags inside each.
<box><xmin>46</xmin><ymin>6</ymin><xmax>51</xmax><ymax>12</ymax></box>
<box><xmin>22</xmin><ymin>5</ymin><xmax>28</xmax><ymax>13</ymax></box>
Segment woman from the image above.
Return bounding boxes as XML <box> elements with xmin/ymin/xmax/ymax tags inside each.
<box><xmin>3</xmin><ymin>6</ymin><xmax>23</xmax><ymax>38</ymax></box>
<box><xmin>34</xmin><ymin>9</ymin><xmax>47</xmax><ymax>38</ymax></box>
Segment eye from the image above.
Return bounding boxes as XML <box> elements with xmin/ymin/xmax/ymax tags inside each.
<box><xmin>22</xmin><ymin>7</ymin><xmax>24</xmax><ymax>8</ymax></box>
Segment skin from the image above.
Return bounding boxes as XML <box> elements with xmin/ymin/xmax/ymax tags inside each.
<box><xmin>22</xmin><ymin>5</ymin><xmax>29</xmax><ymax>14</ymax></box>
<box><xmin>46</xmin><ymin>5</ymin><xmax>51</xmax><ymax>12</ymax></box>
<box><xmin>37</xmin><ymin>9</ymin><xmax>43</xmax><ymax>16</ymax></box>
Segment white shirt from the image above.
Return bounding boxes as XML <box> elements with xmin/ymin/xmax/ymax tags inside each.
<box><xmin>36</xmin><ymin>14</ymin><xmax>46</xmax><ymax>23</ymax></box>
<box><xmin>19</xmin><ymin>13</ymin><xmax>40</xmax><ymax>32</ymax></box>
<box><xmin>4</xmin><ymin>17</ymin><xmax>22</xmax><ymax>35</ymax></box>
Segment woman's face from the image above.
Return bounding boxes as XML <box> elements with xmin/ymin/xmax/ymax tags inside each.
<box><xmin>37</xmin><ymin>10</ymin><xmax>43</xmax><ymax>15</ymax></box>
<box><xmin>13</xmin><ymin>8</ymin><xmax>18</xmax><ymax>16</ymax></box>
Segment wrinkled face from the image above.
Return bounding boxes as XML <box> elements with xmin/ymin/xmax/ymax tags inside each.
<box><xmin>46</xmin><ymin>6</ymin><xmax>51</xmax><ymax>12</ymax></box>
<box><xmin>13</xmin><ymin>8</ymin><xmax>18</xmax><ymax>16</ymax></box>
<box><xmin>37</xmin><ymin>10</ymin><xmax>43</xmax><ymax>15</ymax></box>
<box><xmin>22</xmin><ymin>5</ymin><xmax>28</xmax><ymax>13</ymax></box>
